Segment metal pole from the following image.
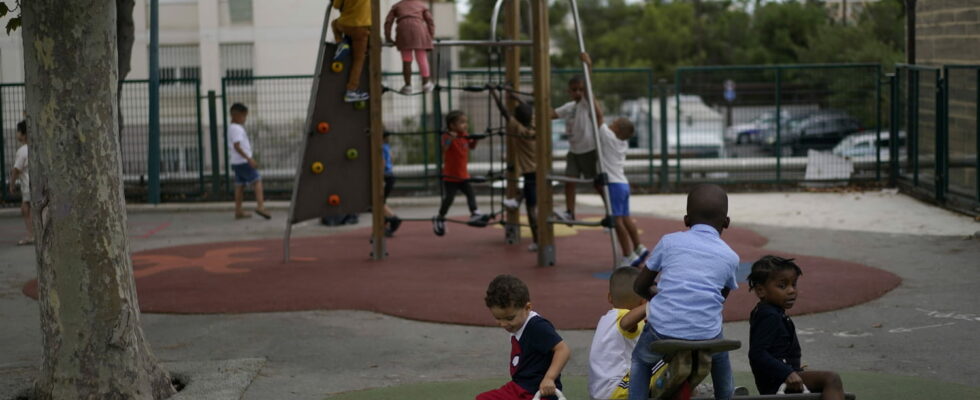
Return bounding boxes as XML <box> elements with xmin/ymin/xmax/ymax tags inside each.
<box><xmin>658</xmin><ymin>79</ymin><xmax>668</xmax><ymax>192</ymax></box>
<box><xmin>935</xmin><ymin>72</ymin><xmax>945</xmax><ymax>203</ymax></box>
<box><xmin>148</xmin><ymin>0</ymin><xmax>161</xmax><ymax>204</ymax></box>
<box><xmin>887</xmin><ymin>74</ymin><xmax>898</xmax><ymax>187</ymax></box>
<box><xmin>775</xmin><ymin>68</ymin><xmax>782</xmax><ymax>183</ymax></box>
<box><xmin>567</xmin><ymin>0</ymin><xmax>619</xmax><ymax>268</ymax></box>
<box><xmin>875</xmin><ymin>65</ymin><xmax>882</xmax><ymax>181</ymax></box>
<box><xmin>369</xmin><ymin>0</ymin><xmax>386</xmax><ymax>260</ymax></box>
<box><xmin>208</xmin><ymin>90</ymin><xmax>221</xmax><ymax>194</ymax></box>
<box><xmin>645</xmin><ymin>72</ymin><xmax>653</xmax><ymax>187</ymax></box>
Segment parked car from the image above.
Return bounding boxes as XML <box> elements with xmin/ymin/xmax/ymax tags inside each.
<box><xmin>620</xmin><ymin>95</ymin><xmax>725</xmax><ymax>158</ymax></box>
<box><xmin>832</xmin><ymin>130</ymin><xmax>906</xmax><ymax>158</ymax></box>
<box><xmin>761</xmin><ymin>110</ymin><xmax>861</xmax><ymax>155</ymax></box>
<box><xmin>724</xmin><ymin>110</ymin><xmax>792</xmax><ymax>144</ymax></box>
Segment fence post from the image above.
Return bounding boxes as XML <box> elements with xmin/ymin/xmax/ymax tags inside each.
<box><xmin>976</xmin><ymin>68</ymin><xmax>979</xmax><ymax>203</ymax></box>
<box><xmin>910</xmin><ymin>70</ymin><xmax>919</xmax><ymax>186</ymax></box>
<box><xmin>674</xmin><ymin>72</ymin><xmax>681</xmax><ymax>185</ymax></box>
<box><xmin>658</xmin><ymin>79</ymin><xmax>669</xmax><ymax>192</ymax></box>
<box><xmin>887</xmin><ymin>73</ymin><xmax>899</xmax><ymax>187</ymax></box>
<box><xmin>645</xmin><ymin>71</ymin><xmax>653</xmax><ymax>188</ymax></box>
<box><xmin>0</xmin><ymin>86</ymin><xmax>6</xmax><ymax>202</ymax></box>
<box><xmin>208</xmin><ymin>90</ymin><xmax>221</xmax><ymax>195</ymax></box>
<box><xmin>220</xmin><ymin>78</ymin><xmax>230</xmax><ymax>194</ymax></box>
<box><xmin>775</xmin><ymin>68</ymin><xmax>783</xmax><ymax>183</ymax></box>
<box><xmin>875</xmin><ymin>65</ymin><xmax>882</xmax><ymax>181</ymax></box>
<box><xmin>195</xmin><ymin>80</ymin><xmax>205</xmax><ymax>195</ymax></box>
<box><xmin>935</xmin><ymin>72</ymin><xmax>946</xmax><ymax>203</ymax></box>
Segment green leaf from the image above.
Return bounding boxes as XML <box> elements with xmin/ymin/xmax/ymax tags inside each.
<box><xmin>6</xmin><ymin>17</ymin><xmax>20</xmax><ymax>35</ymax></box>
<box><xmin>0</xmin><ymin>3</ymin><xmax>9</xmax><ymax>18</ymax></box>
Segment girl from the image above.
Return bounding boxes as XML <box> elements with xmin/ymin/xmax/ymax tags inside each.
<box><xmin>747</xmin><ymin>255</ymin><xmax>845</xmax><ymax>399</ymax></box>
<box><xmin>384</xmin><ymin>0</ymin><xmax>435</xmax><ymax>95</ymax></box>
<box><xmin>434</xmin><ymin>111</ymin><xmax>483</xmax><ymax>236</ymax></box>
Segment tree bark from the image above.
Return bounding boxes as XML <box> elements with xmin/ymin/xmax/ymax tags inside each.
<box><xmin>117</xmin><ymin>0</ymin><xmax>136</xmax><ymax>139</ymax></box>
<box><xmin>21</xmin><ymin>1</ymin><xmax>176</xmax><ymax>399</ymax></box>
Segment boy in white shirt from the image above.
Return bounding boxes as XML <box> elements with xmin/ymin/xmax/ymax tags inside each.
<box><xmin>589</xmin><ymin>266</ymin><xmax>647</xmax><ymax>400</ymax></box>
<box><xmin>228</xmin><ymin>103</ymin><xmax>270</xmax><ymax>220</ymax></box>
<box><xmin>9</xmin><ymin>121</ymin><xmax>33</xmax><ymax>245</ymax></box>
<box><xmin>598</xmin><ymin>118</ymin><xmax>647</xmax><ymax>267</ymax></box>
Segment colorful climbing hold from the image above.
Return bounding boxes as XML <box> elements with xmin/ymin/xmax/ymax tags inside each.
<box><xmin>328</xmin><ymin>194</ymin><xmax>341</xmax><ymax>206</ymax></box>
<box><xmin>331</xmin><ymin>61</ymin><xmax>344</xmax><ymax>73</ymax></box>
<box><xmin>346</xmin><ymin>148</ymin><xmax>359</xmax><ymax>160</ymax></box>
<box><xmin>354</xmin><ymin>100</ymin><xmax>367</xmax><ymax>110</ymax></box>
<box><xmin>317</xmin><ymin>122</ymin><xmax>330</xmax><ymax>134</ymax></box>
<box><xmin>311</xmin><ymin>161</ymin><xmax>324</xmax><ymax>174</ymax></box>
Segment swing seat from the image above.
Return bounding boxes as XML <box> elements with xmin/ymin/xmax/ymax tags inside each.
<box><xmin>648</xmin><ymin>339</ymin><xmax>742</xmax><ymax>400</ymax></box>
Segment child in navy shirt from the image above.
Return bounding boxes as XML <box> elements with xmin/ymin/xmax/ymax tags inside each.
<box><xmin>478</xmin><ymin>275</ymin><xmax>570</xmax><ymax>400</ymax></box>
<box><xmin>748</xmin><ymin>255</ymin><xmax>845</xmax><ymax>399</ymax></box>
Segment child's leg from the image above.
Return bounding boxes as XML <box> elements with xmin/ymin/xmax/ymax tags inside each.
<box><xmin>628</xmin><ymin>325</ymin><xmax>661</xmax><ymax>400</ymax></box>
<box><xmin>253</xmin><ymin>179</ymin><xmax>266</xmax><ymax>211</ymax></box>
<box><xmin>614</xmin><ymin>217</ymin><xmax>632</xmax><ymax>257</ymax></box>
<box><xmin>622</xmin><ymin>216</ymin><xmax>641</xmax><ymax>251</ymax></box>
<box><xmin>342</xmin><ymin>25</ymin><xmax>370</xmax><ymax>91</ymax></box>
<box><xmin>799</xmin><ymin>370</ymin><xmax>845</xmax><ymax>400</ymax></box>
<box><xmin>415</xmin><ymin>49</ymin><xmax>430</xmax><ymax>84</ymax></box>
<box><xmin>234</xmin><ymin>185</ymin><xmax>245</xmax><ymax>215</ymax></box>
<box><xmin>21</xmin><ymin>201</ymin><xmax>33</xmax><ymax>239</ymax></box>
<box><xmin>709</xmin><ymin>348</ymin><xmax>734</xmax><ymax>400</ymax></box>
<box><xmin>438</xmin><ymin>181</ymin><xmax>460</xmax><ymax>217</ymax></box>
<box><xmin>400</xmin><ymin>50</ymin><xmax>413</xmax><ymax>87</ymax></box>
<box><xmin>331</xmin><ymin>19</ymin><xmax>343</xmax><ymax>43</ymax></box>
<box><xmin>461</xmin><ymin>181</ymin><xmax>479</xmax><ymax>214</ymax></box>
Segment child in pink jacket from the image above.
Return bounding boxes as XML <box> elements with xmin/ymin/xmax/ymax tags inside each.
<box><xmin>384</xmin><ymin>0</ymin><xmax>435</xmax><ymax>94</ymax></box>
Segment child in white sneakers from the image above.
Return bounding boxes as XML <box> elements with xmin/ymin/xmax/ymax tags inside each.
<box><xmin>384</xmin><ymin>0</ymin><xmax>435</xmax><ymax>94</ymax></box>
<box><xmin>598</xmin><ymin>117</ymin><xmax>647</xmax><ymax>266</ymax></box>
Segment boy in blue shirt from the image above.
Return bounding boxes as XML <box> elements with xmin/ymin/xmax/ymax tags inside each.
<box><xmin>478</xmin><ymin>275</ymin><xmax>570</xmax><ymax>400</ymax></box>
<box><xmin>629</xmin><ymin>184</ymin><xmax>739</xmax><ymax>400</ymax></box>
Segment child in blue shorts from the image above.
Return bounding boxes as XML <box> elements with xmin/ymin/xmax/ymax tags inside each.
<box><xmin>598</xmin><ymin>117</ymin><xmax>647</xmax><ymax>267</ymax></box>
<box><xmin>227</xmin><ymin>103</ymin><xmax>270</xmax><ymax>220</ymax></box>
<box><xmin>748</xmin><ymin>255</ymin><xmax>845</xmax><ymax>399</ymax></box>
<box><xmin>629</xmin><ymin>184</ymin><xmax>740</xmax><ymax>400</ymax></box>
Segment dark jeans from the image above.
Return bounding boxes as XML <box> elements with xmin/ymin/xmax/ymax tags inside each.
<box><xmin>438</xmin><ymin>180</ymin><xmax>477</xmax><ymax>217</ymax></box>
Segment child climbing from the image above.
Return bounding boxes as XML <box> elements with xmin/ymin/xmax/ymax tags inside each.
<box><xmin>384</xmin><ymin>0</ymin><xmax>435</xmax><ymax>95</ymax></box>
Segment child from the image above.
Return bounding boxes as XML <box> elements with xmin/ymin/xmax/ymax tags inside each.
<box><xmin>629</xmin><ymin>184</ymin><xmax>739</xmax><ymax>400</ymax></box>
<box><xmin>227</xmin><ymin>103</ymin><xmax>270</xmax><ymax>220</ymax></box>
<box><xmin>479</xmin><ymin>274</ymin><xmax>570</xmax><ymax>400</ymax></box>
<box><xmin>747</xmin><ymin>255</ymin><xmax>845</xmax><ymax>399</ymax></box>
<box><xmin>552</xmin><ymin>53</ymin><xmax>603</xmax><ymax>223</ymax></box>
<box><xmin>588</xmin><ymin>267</ymin><xmax>647</xmax><ymax>400</ymax></box>
<box><xmin>9</xmin><ymin>120</ymin><xmax>33</xmax><ymax>246</ymax></box>
<box><xmin>332</xmin><ymin>0</ymin><xmax>371</xmax><ymax>102</ymax></box>
<box><xmin>382</xmin><ymin>132</ymin><xmax>402</xmax><ymax>237</ymax></box>
<box><xmin>597</xmin><ymin>117</ymin><xmax>648</xmax><ymax>267</ymax></box>
<box><xmin>433</xmin><ymin>110</ymin><xmax>484</xmax><ymax>236</ymax></box>
<box><xmin>489</xmin><ymin>88</ymin><xmax>538</xmax><ymax>251</ymax></box>
<box><xmin>384</xmin><ymin>0</ymin><xmax>435</xmax><ymax>95</ymax></box>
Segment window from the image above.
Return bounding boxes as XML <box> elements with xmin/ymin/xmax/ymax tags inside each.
<box><xmin>184</xmin><ymin>147</ymin><xmax>200</xmax><ymax>172</ymax></box>
<box><xmin>161</xmin><ymin>148</ymin><xmax>181</xmax><ymax>173</ymax></box>
<box><xmin>158</xmin><ymin>44</ymin><xmax>200</xmax><ymax>85</ymax></box>
<box><xmin>228</xmin><ymin>0</ymin><xmax>253</xmax><ymax>24</ymax></box>
<box><xmin>220</xmin><ymin>43</ymin><xmax>254</xmax><ymax>86</ymax></box>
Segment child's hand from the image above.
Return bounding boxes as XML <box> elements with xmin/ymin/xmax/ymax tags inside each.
<box><xmin>248</xmin><ymin>159</ymin><xmax>259</xmax><ymax>168</ymax></box>
<box><xmin>784</xmin><ymin>372</ymin><xmax>805</xmax><ymax>393</ymax></box>
<box><xmin>538</xmin><ymin>377</ymin><xmax>557</xmax><ymax>397</ymax></box>
<box><xmin>579</xmin><ymin>52</ymin><xmax>592</xmax><ymax>68</ymax></box>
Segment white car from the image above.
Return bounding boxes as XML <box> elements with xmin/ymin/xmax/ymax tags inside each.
<box><xmin>832</xmin><ymin>130</ymin><xmax>905</xmax><ymax>158</ymax></box>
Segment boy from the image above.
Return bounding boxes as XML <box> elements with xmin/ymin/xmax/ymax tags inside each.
<box><xmin>227</xmin><ymin>103</ymin><xmax>270</xmax><ymax>220</ymax></box>
<box><xmin>598</xmin><ymin>117</ymin><xmax>648</xmax><ymax>267</ymax></box>
<box><xmin>588</xmin><ymin>267</ymin><xmax>647</xmax><ymax>400</ymax></box>
<box><xmin>332</xmin><ymin>0</ymin><xmax>371</xmax><ymax>102</ymax></box>
<box><xmin>629</xmin><ymin>184</ymin><xmax>739</xmax><ymax>400</ymax></box>
<box><xmin>553</xmin><ymin>52</ymin><xmax>603</xmax><ymax>223</ymax></box>
<box><xmin>9</xmin><ymin>120</ymin><xmax>33</xmax><ymax>245</ymax></box>
<box><xmin>479</xmin><ymin>274</ymin><xmax>570</xmax><ymax>400</ymax></box>
<box><xmin>747</xmin><ymin>256</ymin><xmax>845</xmax><ymax>399</ymax></box>
<box><xmin>490</xmin><ymin>88</ymin><xmax>539</xmax><ymax>251</ymax></box>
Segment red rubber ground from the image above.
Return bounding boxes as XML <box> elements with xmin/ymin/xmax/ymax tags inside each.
<box><xmin>23</xmin><ymin>216</ymin><xmax>900</xmax><ymax>329</ymax></box>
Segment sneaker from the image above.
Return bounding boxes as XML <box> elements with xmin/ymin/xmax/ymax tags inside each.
<box><xmin>502</xmin><ymin>198</ymin><xmax>520</xmax><ymax>210</ymax></box>
<box><xmin>734</xmin><ymin>386</ymin><xmax>750</xmax><ymax>396</ymax></box>
<box><xmin>399</xmin><ymin>85</ymin><xmax>413</xmax><ymax>95</ymax></box>
<box><xmin>422</xmin><ymin>81</ymin><xmax>435</xmax><ymax>92</ymax></box>
<box><xmin>631</xmin><ymin>244</ymin><xmax>650</xmax><ymax>267</ymax></box>
<box><xmin>527</xmin><ymin>243</ymin><xmax>538</xmax><ymax>252</ymax></box>
<box><xmin>468</xmin><ymin>212</ymin><xmax>487</xmax><ymax>225</ymax></box>
<box><xmin>333</xmin><ymin>38</ymin><xmax>350</xmax><ymax>60</ymax></box>
<box><xmin>344</xmin><ymin>90</ymin><xmax>369</xmax><ymax>103</ymax></box>
<box><xmin>554</xmin><ymin>210</ymin><xmax>575</xmax><ymax>223</ymax></box>
<box><xmin>388</xmin><ymin>216</ymin><xmax>402</xmax><ymax>235</ymax></box>
<box><xmin>432</xmin><ymin>217</ymin><xmax>446</xmax><ymax>236</ymax></box>
<box><xmin>619</xmin><ymin>256</ymin><xmax>634</xmax><ymax>268</ymax></box>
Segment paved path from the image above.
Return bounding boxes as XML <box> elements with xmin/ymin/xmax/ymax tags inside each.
<box><xmin>0</xmin><ymin>191</ymin><xmax>978</xmax><ymax>399</ymax></box>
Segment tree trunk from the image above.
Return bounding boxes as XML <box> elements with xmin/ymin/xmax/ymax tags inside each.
<box><xmin>21</xmin><ymin>1</ymin><xmax>176</xmax><ymax>399</ymax></box>
<box><xmin>117</xmin><ymin>0</ymin><xmax>136</xmax><ymax>139</ymax></box>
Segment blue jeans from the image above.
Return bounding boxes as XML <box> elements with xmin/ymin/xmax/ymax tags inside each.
<box><xmin>628</xmin><ymin>324</ymin><xmax>734</xmax><ymax>400</ymax></box>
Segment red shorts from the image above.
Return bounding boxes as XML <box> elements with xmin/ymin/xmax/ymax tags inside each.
<box><xmin>475</xmin><ymin>381</ymin><xmax>535</xmax><ymax>400</ymax></box>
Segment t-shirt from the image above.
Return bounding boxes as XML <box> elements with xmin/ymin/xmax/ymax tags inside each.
<box><xmin>335</xmin><ymin>0</ymin><xmax>371</xmax><ymax>27</ymax></box>
<box><xmin>644</xmin><ymin>224</ymin><xmax>739</xmax><ymax>340</ymax></box>
<box><xmin>382</xmin><ymin>143</ymin><xmax>393</xmax><ymax>176</ymax></box>
<box><xmin>598</xmin><ymin>124</ymin><xmax>627</xmax><ymax>184</ymax></box>
<box><xmin>13</xmin><ymin>144</ymin><xmax>28</xmax><ymax>184</ymax></box>
<box><xmin>506</xmin><ymin>116</ymin><xmax>536</xmax><ymax>175</ymax></box>
<box><xmin>511</xmin><ymin>312</ymin><xmax>564</xmax><ymax>395</ymax></box>
<box><xmin>588</xmin><ymin>308</ymin><xmax>645</xmax><ymax>400</ymax></box>
<box><xmin>555</xmin><ymin>100</ymin><xmax>597</xmax><ymax>154</ymax></box>
<box><xmin>749</xmin><ymin>302</ymin><xmax>803</xmax><ymax>395</ymax></box>
<box><xmin>441</xmin><ymin>132</ymin><xmax>474</xmax><ymax>182</ymax></box>
<box><xmin>227</xmin><ymin>123</ymin><xmax>252</xmax><ymax>165</ymax></box>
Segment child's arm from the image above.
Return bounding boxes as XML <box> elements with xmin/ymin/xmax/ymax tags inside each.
<box><xmin>749</xmin><ymin>313</ymin><xmax>797</xmax><ymax>389</ymax></box>
<box><xmin>633</xmin><ymin>267</ymin><xmax>659</xmax><ymax>300</ymax></box>
<box><xmin>383</xmin><ymin>9</ymin><xmax>396</xmax><ymax>43</ymax></box>
<box><xmin>8</xmin><ymin>168</ymin><xmax>20</xmax><ymax>194</ymax></box>
<box><xmin>441</xmin><ymin>133</ymin><xmax>452</xmax><ymax>152</ymax></box>
<box><xmin>618</xmin><ymin>303</ymin><xmax>647</xmax><ymax>333</ymax></box>
<box><xmin>423</xmin><ymin>7</ymin><xmax>435</xmax><ymax>39</ymax></box>
<box><xmin>234</xmin><ymin>142</ymin><xmax>257</xmax><ymax>168</ymax></box>
<box><xmin>539</xmin><ymin>341</ymin><xmax>570</xmax><ymax>397</ymax></box>
<box><xmin>489</xmin><ymin>89</ymin><xmax>510</xmax><ymax>120</ymax></box>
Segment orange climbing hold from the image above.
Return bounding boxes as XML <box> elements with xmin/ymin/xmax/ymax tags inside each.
<box><xmin>317</xmin><ymin>122</ymin><xmax>330</xmax><ymax>134</ymax></box>
<box><xmin>328</xmin><ymin>194</ymin><xmax>341</xmax><ymax>206</ymax></box>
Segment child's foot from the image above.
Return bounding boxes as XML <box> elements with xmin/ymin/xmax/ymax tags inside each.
<box><xmin>422</xmin><ymin>81</ymin><xmax>435</xmax><ymax>92</ymax></box>
<box><xmin>16</xmin><ymin>237</ymin><xmax>34</xmax><ymax>246</ymax></box>
<box><xmin>344</xmin><ymin>89</ymin><xmax>369</xmax><ymax>103</ymax></box>
<box><xmin>631</xmin><ymin>244</ymin><xmax>649</xmax><ymax>267</ymax></box>
<box><xmin>619</xmin><ymin>256</ymin><xmax>634</xmax><ymax>268</ymax></box>
<box><xmin>388</xmin><ymin>216</ymin><xmax>402</xmax><ymax>234</ymax></box>
<box><xmin>255</xmin><ymin>208</ymin><xmax>271</xmax><ymax>220</ymax></box>
<box><xmin>333</xmin><ymin>38</ymin><xmax>350</xmax><ymax>60</ymax></box>
<box><xmin>502</xmin><ymin>198</ymin><xmax>520</xmax><ymax>210</ymax></box>
<box><xmin>432</xmin><ymin>216</ymin><xmax>446</xmax><ymax>236</ymax></box>
<box><xmin>554</xmin><ymin>210</ymin><xmax>575</xmax><ymax>226</ymax></box>
<box><xmin>235</xmin><ymin>211</ymin><xmax>252</xmax><ymax>220</ymax></box>
<box><xmin>399</xmin><ymin>85</ymin><xmax>413</xmax><ymax>95</ymax></box>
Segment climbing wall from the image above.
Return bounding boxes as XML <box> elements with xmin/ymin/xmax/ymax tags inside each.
<box><xmin>291</xmin><ymin>42</ymin><xmax>372</xmax><ymax>224</ymax></box>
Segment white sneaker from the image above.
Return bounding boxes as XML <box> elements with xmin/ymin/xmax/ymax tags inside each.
<box><xmin>619</xmin><ymin>257</ymin><xmax>633</xmax><ymax>268</ymax></box>
<box><xmin>399</xmin><ymin>85</ymin><xmax>413</xmax><ymax>95</ymax></box>
<box><xmin>422</xmin><ymin>81</ymin><xmax>435</xmax><ymax>92</ymax></box>
<box><xmin>527</xmin><ymin>243</ymin><xmax>538</xmax><ymax>252</ymax></box>
<box><xmin>502</xmin><ymin>198</ymin><xmax>520</xmax><ymax>210</ymax></box>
